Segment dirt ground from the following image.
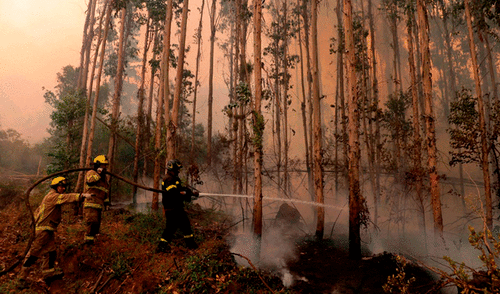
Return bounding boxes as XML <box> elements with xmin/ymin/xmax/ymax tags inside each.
<box><xmin>0</xmin><ymin>182</ymin><xmax>442</xmax><ymax>293</ymax></box>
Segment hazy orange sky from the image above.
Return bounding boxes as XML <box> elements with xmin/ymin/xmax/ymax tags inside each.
<box><xmin>0</xmin><ymin>0</ymin><xmax>340</xmax><ymax>148</ymax></box>
<box><xmin>0</xmin><ymin>0</ymin><xmax>86</xmax><ymax>143</ymax></box>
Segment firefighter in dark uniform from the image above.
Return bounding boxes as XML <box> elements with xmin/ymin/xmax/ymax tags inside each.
<box><xmin>19</xmin><ymin>177</ymin><xmax>90</xmax><ymax>281</ymax></box>
<box><xmin>156</xmin><ymin>159</ymin><xmax>199</xmax><ymax>253</ymax></box>
<box><xmin>83</xmin><ymin>155</ymin><xmax>110</xmax><ymax>245</ymax></box>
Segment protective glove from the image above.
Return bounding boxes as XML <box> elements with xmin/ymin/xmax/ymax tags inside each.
<box><xmin>192</xmin><ymin>190</ymin><xmax>200</xmax><ymax>200</ymax></box>
<box><xmin>80</xmin><ymin>193</ymin><xmax>93</xmax><ymax>202</ymax></box>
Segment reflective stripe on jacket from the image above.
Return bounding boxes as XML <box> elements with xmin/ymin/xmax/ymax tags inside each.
<box><xmin>35</xmin><ymin>189</ymin><xmax>81</xmax><ymax>231</ymax></box>
<box><xmin>84</xmin><ymin>169</ymin><xmax>109</xmax><ymax>207</ymax></box>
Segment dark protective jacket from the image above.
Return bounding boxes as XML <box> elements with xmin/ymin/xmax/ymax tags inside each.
<box><xmin>35</xmin><ymin>189</ymin><xmax>81</xmax><ymax>232</ymax></box>
<box><xmin>161</xmin><ymin>172</ymin><xmax>192</xmax><ymax>210</ymax></box>
<box><xmin>83</xmin><ymin>169</ymin><xmax>109</xmax><ymax>210</ymax></box>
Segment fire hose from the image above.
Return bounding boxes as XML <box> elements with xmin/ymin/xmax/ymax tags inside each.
<box><xmin>0</xmin><ymin>168</ymin><xmax>166</xmax><ymax>277</ymax></box>
<box><xmin>0</xmin><ymin>168</ymin><xmax>345</xmax><ymax>277</ymax></box>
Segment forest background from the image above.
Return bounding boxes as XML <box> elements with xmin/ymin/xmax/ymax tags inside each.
<box><xmin>1</xmin><ymin>0</ymin><xmax>500</xmax><ymax>264</ymax></box>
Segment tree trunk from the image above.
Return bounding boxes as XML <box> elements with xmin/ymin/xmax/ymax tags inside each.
<box><xmin>143</xmin><ymin>26</ymin><xmax>159</xmax><ymax>178</ymax></box>
<box><xmin>207</xmin><ymin>0</ymin><xmax>217</xmax><ymax>166</ymax></box>
<box><xmin>465</xmin><ymin>0</ymin><xmax>492</xmax><ymax>228</ymax></box>
<box><xmin>407</xmin><ymin>6</ymin><xmax>427</xmax><ymax>248</ymax></box>
<box><xmin>167</xmin><ymin>0</ymin><xmax>190</xmax><ymax>160</ymax></box>
<box><xmin>86</xmin><ymin>0</ymin><xmax>112</xmax><ymax>167</ymax></box>
<box><xmin>417</xmin><ymin>0</ymin><xmax>444</xmax><ymax>240</ymax></box>
<box><xmin>107</xmin><ymin>6</ymin><xmax>128</xmax><ymax>173</ymax></box>
<box><xmin>439</xmin><ymin>0</ymin><xmax>465</xmax><ymax>198</ymax></box>
<box><xmin>311</xmin><ymin>0</ymin><xmax>324</xmax><ymax>241</ymax></box>
<box><xmin>132</xmin><ymin>16</ymin><xmax>151</xmax><ymax>203</ymax></box>
<box><xmin>297</xmin><ymin>6</ymin><xmax>313</xmax><ymax>203</ymax></box>
<box><xmin>152</xmin><ymin>0</ymin><xmax>174</xmax><ymax>210</ymax></box>
<box><xmin>77</xmin><ymin>0</ymin><xmax>96</xmax><ymax>91</ymax></box>
<box><xmin>252</xmin><ymin>0</ymin><xmax>264</xmax><ymax>248</ymax></box>
<box><xmin>283</xmin><ymin>0</ymin><xmax>289</xmax><ymax>195</ymax></box>
<box><xmin>76</xmin><ymin>0</ymin><xmax>109</xmax><ymax>192</ymax></box>
<box><xmin>344</xmin><ymin>0</ymin><xmax>362</xmax><ymax>260</ymax></box>
<box><xmin>191</xmin><ymin>0</ymin><xmax>205</xmax><ymax>161</ymax></box>
<box><xmin>368</xmin><ymin>0</ymin><xmax>381</xmax><ymax>228</ymax></box>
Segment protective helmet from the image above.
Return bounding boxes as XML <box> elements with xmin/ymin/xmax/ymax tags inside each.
<box><xmin>50</xmin><ymin>176</ymin><xmax>67</xmax><ymax>188</ymax></box>
<box><xmin>166</xmin><ymin>159</ymin><xmax>182</xmax><ymax>172</ymax></box>
<box><xmin>93</xmin><ymin>155</ymin><xmax>109</xmax><ymax>165</ymax></box>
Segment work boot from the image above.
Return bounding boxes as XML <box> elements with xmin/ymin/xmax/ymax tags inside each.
<box><xmin>83</xmin><ymin>235</ymin><xmax>95</xmax><ymax>246</ymax></box>
<box><xmin>185</xmin><ymin>237</ymin><xmax>198</xmax><ymax>250</ymax></box>
<box><xmin>42</xmin><ymin>268</ymin><xmax>64</xmax><ymax>280</ymax></box>
<box><xmin>156</xmin><ymin>240</ymin><xmax>171</xmax><ymax>253</ymax></box>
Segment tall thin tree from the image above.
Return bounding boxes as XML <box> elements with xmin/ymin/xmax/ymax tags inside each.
<box><xmin>167</xmin><ymin>0</ymin><xmax>190</xmax><ymax>160</ymax></box>
<box><xmin>312</xmin><ymin>0</ymin><xmax>324</xmax><ymax>240</ymax></box>
<box><xmin>417</xmin><ymin>0</ymin><xmax>443</xmax><ymax>240</ymax></box>
<box><xmin>344</xmin><ymin>0</ymin><xmax>363</xmax><ymax>260</ymax></box>
<box><xmin>465</xmin><ymin>0</ymin><xmax>492</xmax><ymax>228</ymax></box>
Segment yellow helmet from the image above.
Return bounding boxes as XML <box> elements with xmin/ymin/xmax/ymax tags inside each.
<box><xmin>51</xmin><ymin>176</ymin><xmax>67</xmax><ymax>188</ymax></box>
<box><xmin>93</xmin><ymin>155</ymin><xmax>109</xmax><ymax>165</ymax></box>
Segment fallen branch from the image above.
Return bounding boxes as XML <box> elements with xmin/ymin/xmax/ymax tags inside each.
<box><xmin>90</xmin><ymin>268</ymin><xmax>105</xmax><ymax>293</ymax></box>
<box><xmin>230</xmin><ymin>252</ymin><xmax>275</xmax><ymax>294</ymax></box>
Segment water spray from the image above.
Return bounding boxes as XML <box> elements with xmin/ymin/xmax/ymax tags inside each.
<box><xmin>198</xmin><ymin>192</ymin><xmax>346</xmax><ymax>211</ymax></box>
<box><xmin>0</xmin><ymin>168</ymin><xmax>344</xmax><ymax>277</ymax></box>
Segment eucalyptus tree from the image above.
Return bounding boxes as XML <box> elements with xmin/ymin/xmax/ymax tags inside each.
<box><xmin>404</xmin><ymin>0</ymin><xmax>426</xmax><ymax>245</ymax></box>
<box><xmin>417</xmin><ymin>0</ymin><xmax>443</xmax><ymax>240</ymax></box>
<box><xmin>85</xmin><ymin>1</ymin><xmax>113</xmax><ymax>170</ymax></box>
<box><xmin>264</xmin><ymin>0</ymin><xmax>299</xmax><ymax>196</ymax></box>
<box><xmin>107</xmin><ymin>2</ymin><xmax>130</xmax><ymax>174</ymax></box>
<box><xmin>464</xmin><ymin>0</ymin><xmax>492</xmax><ymax>228</ymax></box>
<box><xmin>312</xmin><ymin>0</ymin><xmax>324</xmax><ymax>241</ymax></box>
<box><xmin>252</xmin><ymin>0</ymin><xmax>264</xmax><ymax>248</ymax></box>
<box><xmin>207</xmin><ymin>0</ymin><xmax>219</xmax><ymax>166</ymax></box>
<box><xmin>190</xmin><ymin>0</ymin><xmax>205</xmax><ymax>161</ymax></box>
<box><xmin>294</xmin><ymin>0</ymin><xmax>314</xmax><ymax>201</ymax></box>
<box><xmin>152</xmin><ymin>0</ymin><xmax>174</xmax><ymax>211</ymax></box>
<box><xmin>76</xmin><ymin>0</ymin><xmax>112</xmax><ymax>192</ymax></box>
<box><xmin>77</xmin><ymin>0</ymin><xmax>98</xmax><ymax>92</ymax></box>
<box><xmin>132</xmin><ymin>0</ymin><xmax>160</xmax><ymax>202</ymax></box>
<box><xmin>167</xmin><ymin>0</ymin><xmax>190</xmax><ymax>160</ymax></box>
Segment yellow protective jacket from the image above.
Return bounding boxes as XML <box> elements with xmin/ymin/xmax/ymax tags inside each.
<box><xmin>35</xmin><ymin>189</ymin><xmax>81</xmax><ymax>232</ymax></box>
<box><xmin>83</xmin><ymin>169</ymin><xmax>109</xmax><ymax>210</ymax></box>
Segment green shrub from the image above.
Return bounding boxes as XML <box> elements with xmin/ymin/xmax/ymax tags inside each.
<box><xmin>126</xmin><ymin>212</ymin><xmax>164</xmax><ymax>244</ymax></box>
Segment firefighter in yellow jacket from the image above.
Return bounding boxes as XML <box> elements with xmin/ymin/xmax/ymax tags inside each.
<box><xmin>19</xmin><ymin>177</ymin><xmax>90</xmax><ymax>281</ymax></box>
<box><xmin>83</xmin><ymin>155</ymin><xmax>110</xmax><ymax>245</ymax></box>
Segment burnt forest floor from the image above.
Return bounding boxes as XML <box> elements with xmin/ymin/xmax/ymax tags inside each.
<box><xmin>0</xmin><ymin>183</ymin><xmax>442</xmax><ymax>294</ymax></box>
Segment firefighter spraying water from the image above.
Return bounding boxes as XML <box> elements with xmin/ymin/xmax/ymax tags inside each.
<box><xmin>156</xmin><ymin>159</ymin><xmax>200</xmax><ymax>253</ymax></box>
